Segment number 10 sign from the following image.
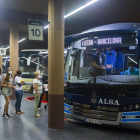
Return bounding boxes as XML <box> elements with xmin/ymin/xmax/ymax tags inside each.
<box><xmin>28</xmin><ymin>19</ymin><xmax>49</xmax><ymax>41</ymax></box>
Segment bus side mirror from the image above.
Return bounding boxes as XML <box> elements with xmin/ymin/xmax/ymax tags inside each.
<box><xmin>27</xmin><ymin>57</ymin><xmax>31</xmax><ymax>66</ymax></box>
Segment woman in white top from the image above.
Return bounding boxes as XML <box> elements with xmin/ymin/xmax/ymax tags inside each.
<box><xmin>14</xmin><ymin>70</ymin><xmax>25</xmax><ymax>115</ymax></box>
<box><xmin>1</xmin><ymin>67</ymin><xmax>15</xmax><ymax>119</ymax></box>
<box><xmin>33</xmin><ymin>72</ymin><xmax>43</xmax><ymax>117</ymax></box>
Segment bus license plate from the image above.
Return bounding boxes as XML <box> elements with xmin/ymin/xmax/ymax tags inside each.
<box><xmin>85</xmin><ymin>118</ymin><xmax>102</xmax><ymax>125</ymax></box>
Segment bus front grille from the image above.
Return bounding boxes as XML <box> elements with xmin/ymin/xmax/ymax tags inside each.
<box><xmin>73</xmin><ymin>102</ymin><xmax>119</xmax><ymax>121</ymax></box>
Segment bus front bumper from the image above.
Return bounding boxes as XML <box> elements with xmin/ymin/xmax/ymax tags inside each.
<box><xmin>64</xmin><ymin>104</ymin><xmax>140</xmax><ymax>130</ymax></box>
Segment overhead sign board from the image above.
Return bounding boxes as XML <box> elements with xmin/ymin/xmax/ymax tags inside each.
<box><xmin>28</xmin><ymin>19</ymin><xmax>49</xmax><ymax>41</ymax></box>
<box><xmin>0</xmin><ymin>48</ymin><xmax>6</xmax><ymax>55</ymax></box>
<box><xmin>81</xmin><ymin>37</ymin><xmax>122</xmax><ymax>47</ymax></box>
<box><xmin>81</xmin><ymin>39</ymin><xmax>94</xmax><ymax>47</ymax></box>
<box><xmin>28</xmin><ymin>20</ymin><xmax>43</xmax><ymax>41</ymax></box>
<box><xmin>97</xmin><ymin>37</ymin><xmax>122</xmax><ymax>45</ymax></box>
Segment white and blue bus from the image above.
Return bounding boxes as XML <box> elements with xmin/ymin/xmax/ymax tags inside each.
<box><xmin>19</xmin><ymin>49</ymin><xmax>47</xmax><ymax>90</ymax></box>
<box><xmin>64</xmin><ymin>23</ymin><xmax>140</xmax><ymax>130</ymax></box>
<box><xmin>25</xmin><ymin>49</ymin><xmax>68</xmax><ymax>91</ymax></box>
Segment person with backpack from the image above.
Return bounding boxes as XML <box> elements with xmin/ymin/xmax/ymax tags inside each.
<box><xmin>1</xmin><ymin>67</ymin><xmax>15</xmax><ymax>118</ymax></box>
<box><xmin>33</xmin><ymin>72</ymin><xmax>43</xmax><ymax>117</ymax></box>
<box><xmin>14</xmin><ymin>70</ymin><xmax>25</xmax><ymax>115</ymax></box>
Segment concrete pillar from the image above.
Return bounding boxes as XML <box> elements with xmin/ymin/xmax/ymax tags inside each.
<box><xmin>10</xmin><ymin>23</ymin><xmax>19</xmax><ymax>76</ymax></box>
<box><xmin>10</xmin><ymin>23</ymin><xmax>19</xmax><ymax>99</ymax></box>
<box><xmin>48</xmin><ymin>0</ymin><xmax>65</xmax><ymax>129</ymax></box>
<box><xmin>0</xmin><ymin>39</ymin><xmax>3</xmax><ymax>76</ymax></box>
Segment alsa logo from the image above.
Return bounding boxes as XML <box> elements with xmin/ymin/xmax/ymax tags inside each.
<box><xmin>98</xmin><ymin>99</ymin><xmax>120</xmax><ymax>105</ymax></box>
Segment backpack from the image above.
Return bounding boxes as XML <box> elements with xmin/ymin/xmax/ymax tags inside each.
<box><xmin>29</xmin><ymin>84</ymin><xmax>33</xmax><ymax>94</ymax></box>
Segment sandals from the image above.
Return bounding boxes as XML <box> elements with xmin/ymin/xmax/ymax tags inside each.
<box><xmin>34</xmin><ymin>114</ymin><xmax>41</xmax><ymax>117</ymax></box>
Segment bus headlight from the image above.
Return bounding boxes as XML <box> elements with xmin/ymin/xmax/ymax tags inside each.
<box><xmin>135</xmin><ymin>104</ymin><xmax>139</xmax><ymax>109</ymax></box>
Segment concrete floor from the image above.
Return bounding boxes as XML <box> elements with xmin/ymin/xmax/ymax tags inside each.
<box><xmin>0</xmin><ymin>92</ymin><xmax>140</xmax><ymax>140</ymax></box>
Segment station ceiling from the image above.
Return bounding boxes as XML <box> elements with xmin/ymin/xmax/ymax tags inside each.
<box><xmin>0</xmin><ymin>0</ymin><xmax>140</xmax><ymax>52</ymax></box>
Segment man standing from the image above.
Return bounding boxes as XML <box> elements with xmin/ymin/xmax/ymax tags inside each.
<box><xmin>89</xmin><ymin>48</ymin><xmax>105</xmax><ymax>76</ymax></box>
<box><xmin>88</xmin><ymin>48</ymin><xmax>105</xmax><ymax>83</ymax></box>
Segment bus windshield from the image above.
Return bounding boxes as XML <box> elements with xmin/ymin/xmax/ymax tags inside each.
<box><xmin>66</xmin><ymin>32</ymin><xmax>139</xmax><ymax>82</ymax></box>
<box><xmin>26</xmin><ymin>50</ymin><xmax>68</xmax><ymax>76</ymax></box>
<box><xmin>2</xmin><ymin>57</ymin><xmax>9</xmax><ymax>74</ymax></box>
<box><xmin>30</xmin><ymin>53</ymin><xmax>48</xmax><ymax>75</ymax></box>
<box><xmin>19</xmin><ymin>50</ymin><xmax>46</xmax><ymax>75</ymax></box>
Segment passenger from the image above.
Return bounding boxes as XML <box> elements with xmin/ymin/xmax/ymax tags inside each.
<box><xmin>88</xmin><ymin>48</ymin><xmax>105</xmax><ymax>83</ymax></box>
<box><xmin>37</xmin><ymin>74</ymin><xmax>46</xmax><ymax>111</ymax></box>
<box><xmin>124</xmin><ymin>61</ymin><xmax>139</xmax><ymax>75</ymax></box>
<box><xmin>1</xmin><ymin>67</ymin><xmax>15</xmax><ymax>118</ymax></box>
<box><xmin>92</xmin><ymin>48</ymin><xmax>105</xmax><ymax>72</ymax></box>
<box><xmin>14</xmin><ymin>70</ymin><xmax>25</xmax><ymax>115</ymax></box>
<box><xmin>33</xmin><ymin>72</ymin><xmax>43</xmax><ymax>117</ymax></box>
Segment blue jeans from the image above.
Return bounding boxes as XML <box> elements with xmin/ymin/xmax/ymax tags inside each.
<box><xmin>15</xmin><ymin>90</ymin><xmax>23</xmax><ymax>111</ymax></box>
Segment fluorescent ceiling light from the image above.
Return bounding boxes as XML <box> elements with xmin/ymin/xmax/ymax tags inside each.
<box><xmin>64</xmin><ymin>0</ymin><xmax>98</xmax><ymax>18</ymax></box>
<box><xmin>44</xmin><ymin>25</ymin><xmax>49</xmax><ymax>29</ymax></box>
<box><xmin>6</xmin><ymin>37</ymin><xmax>28</xmax><ymax>49</ymax></box>
<box><xmin>6</xmin><ymin>46</ymin><xmax>10</xmax><ymax>50</ymax></box>
<box><xmin>2</xmin><ymin>57</ymin><xmax>9</xmax><ymax>58</ymax></box>
<box><xmin>18</xmin><ymin>37</ymin><xmax>27</xmax><ymax>43</ymax></box>
<box><xmin>44</xmin><ymin>0</ymin><xmax>98</xmax><ymax>29</ymax></box>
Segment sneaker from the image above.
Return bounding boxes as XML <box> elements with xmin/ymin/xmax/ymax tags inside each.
<box><xmin>15</xmin><ymin>111</ymin><xmax>21</xmax><ymax>115</ymax></box>
<box><xmin>19</xmin><ymin>110</ymin><xmax>24</xmax><ymax>114</ymax></box>
<box><xmin>37</xmin><ymin>108</ymin><xmax>42</xmax><ymax>111</ymax></box>
<box><xmin>2</xmin><ymin>114</ymin><xmax>9</xmax><ymax>119</ymax></box>
<box><xmin>6</xmin><ymin>113</ymin><xmax>12</xmax><ymax>117</ymax></box>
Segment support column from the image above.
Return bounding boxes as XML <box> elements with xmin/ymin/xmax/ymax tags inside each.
<box><xmin>10</xmin><ymin>24</ymin><xmax>19</xmax><ymax>76</ymax></box>
<box><xmin>10</xmin><ymin>24</ymin><xmax>19</xmax><ymax>99</ymax></box>
<box><xmin>0</xmin><ymin>39</ymin><xmax>3</xmax><ymax>76</ymax></box>
<box><xmin>48</xmin><ymin>0</ymin><xmax>65</xmax><ymax>129</ymax></box>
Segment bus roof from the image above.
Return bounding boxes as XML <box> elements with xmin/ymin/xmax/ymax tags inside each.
<box><xmin>65</xmin><ymin>23</ymin><xmax>140</xmax><ymax>45</ymax></box>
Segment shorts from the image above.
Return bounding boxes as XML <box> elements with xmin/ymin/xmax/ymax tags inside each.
<box><xmin>2</xmin><ymin>87</ymin><xmax>12</xmax><ymax>97</ymax></box>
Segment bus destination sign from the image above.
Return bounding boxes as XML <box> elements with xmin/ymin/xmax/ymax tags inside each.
<box><xmin>98</xmin><ymin>37</ymin><xmax>122</xmax><ymax>45</ymax></box>
<box><xmin>81</xmin><ymin>39</ymin><xmax>93</xmax><ymax>47</ymax></box>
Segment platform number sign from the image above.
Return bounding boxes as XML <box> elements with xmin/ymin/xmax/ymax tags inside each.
<box><xmin>31</xmin><ymin>29</ymin><xmax>41</xmax><ymax>37</ymax></box>
<box><xmin>0</xmin><ymin>48</ymin><xmax>6</xmax><ymax>55</ymax></box>
<box><xmin>28</xmin><ymin>19</ymin><xmax>43</xmax><ymax>41</ymax></box>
